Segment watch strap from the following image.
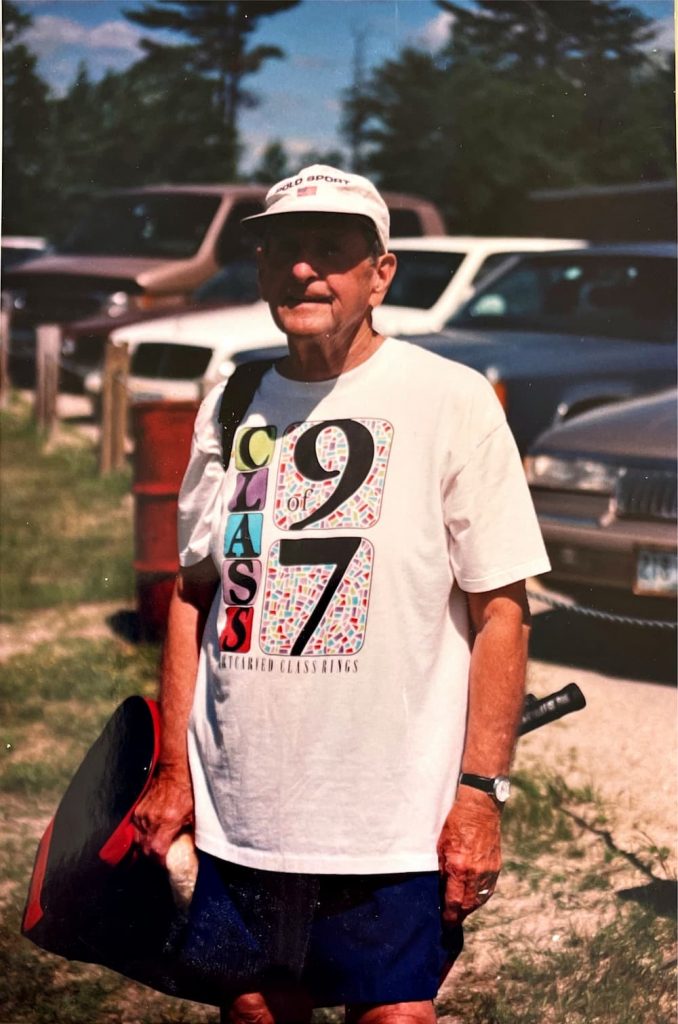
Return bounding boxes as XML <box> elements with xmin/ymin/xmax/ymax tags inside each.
<box><xmin>458</xmin><ymin>772</ymin><xmax>496</xmax><ymax>794</ymax></box>
<box><xmin>458</xmin><ymin>772</ymin><xmax>511</xmax><ymax>804</ymax></box>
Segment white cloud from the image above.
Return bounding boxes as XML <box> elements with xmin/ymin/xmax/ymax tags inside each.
<box><xmin>646</xmin><ymin>15</ymin><xmax>675</xmax><ymax>53</ymax></box>
<box><xmin>23</xmin><ymin>14</ymin><xmax>86</xmax><ymax>53</ymax></box>
<box><xmin>25</xmin><ymin>14</ymin><xmax>143</xmax><ymax>57</ymax></box>
<box><xmin>412</xmin><ymin>10</ymin><xmax>674</xmax><ymax>57</ymax></box>
<box><xmin>88</xmin><ymin>20</ymin><xmax>145</xmax><ymax>54</ymax></box>
<box><xmin>414</xmin><ymin>10</ymin><xmax>455</xmax><ymax>53</ymax></box>
<box><xmin>22</xmin><ymin>14</ymin><xmax>144</xmax><ymax>94</ymax></box>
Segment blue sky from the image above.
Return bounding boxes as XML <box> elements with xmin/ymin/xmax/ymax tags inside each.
<box><xmin>17</xmin><ymin>0</ymin><xmax>675</xmax><ymax>173</ymax></box>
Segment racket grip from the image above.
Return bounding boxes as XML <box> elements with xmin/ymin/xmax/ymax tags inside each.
<box><xmin>166</xmin><ymin>833</ymin><xmax>198</xmax><ymax>911</ymax></box>
<box><xmin>519</xmin><ymin>682</ymin><xmax>586</xmax><ymax>736</ymax></box>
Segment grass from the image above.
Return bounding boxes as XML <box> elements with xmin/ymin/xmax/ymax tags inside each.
<box><xmin>0</xmin><ymin>638</ymin><xmax>161</xmax><ymax>796</ymax></box>
<box><xmin>501</xmin><ymin>771</ymin><xmax>577</xmax><ymax>856</ymax></box>
<box><xmin>437</xmin><ymin>904</ymin><xmax>676</xmax><ymax>1024</ymax></box>
<box><xmin>0</xmin><ymin>631</ymin><xmax>221</xmax><ymax>1024</ymax></box>
<box><xmin>438</xmin><ymin>768</ymin><xmax>676</xmax><ymax>1022</ymax></box>
<box><xmin>0</xmin><ymin>402</ymin><xmax>675</xmax><ymax>1023</ymax></box>
<box><xmin>0</xmin><ymin>399</ymin><xmax>134</xmax><ymax>612</ymax></box>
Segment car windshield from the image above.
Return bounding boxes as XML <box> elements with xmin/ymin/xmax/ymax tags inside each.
<box><xmin>1</xmin><ymin>246</ymin><xmax>45</xmax><ymax>272</ymax></box>
<box><xmin>386</xmin><ymin>250</ymin><xmax>466</xmax><ymax>309</ymax></box>
<box><xmin>57</xmin><ymin>193</ymin><xmax>222</xmax><ymax>259</ymax></box>
<box><xmin>451</xmin><ymin>254</ymin><xmax>677</xmax><ymax>342</ymax></box>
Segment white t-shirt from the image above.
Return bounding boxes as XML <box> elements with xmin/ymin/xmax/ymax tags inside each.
<box><xmin>178</xmin><ymin>338</ymin><xmax>550</xmax><ymax>874</ymax></box>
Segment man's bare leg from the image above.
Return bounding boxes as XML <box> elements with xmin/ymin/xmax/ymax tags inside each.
<box><xmin>223</xmin><ymin>989</ymin><xmax>314</xmax><ymax>1024</ymax></box>
<box><xmin>346</xmin><ymin>1001</ymin><xmax>436</xmax><ymax>1024</ymax></box>
<box><xmin>224</xmin><ymin>992</ymin><xmax>435</xmax><ymax>1024</ymax></box>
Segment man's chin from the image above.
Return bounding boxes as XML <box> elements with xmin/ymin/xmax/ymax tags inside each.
<box><xmin>274</xmin><ymin>306</ymin><xmax>331</xmax><ymax>337</ymax></box>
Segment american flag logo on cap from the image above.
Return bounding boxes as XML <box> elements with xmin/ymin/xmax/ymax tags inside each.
<box><xmin>297</xmin><ymin>186</ymin><xmax>317</xmax><ymax>196</ymax></box>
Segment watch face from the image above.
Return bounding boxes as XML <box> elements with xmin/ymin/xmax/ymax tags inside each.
<box><xmin>494</xmin><ymin>777</ymin><xmax>511</xmax><ymax>803</ymax></box>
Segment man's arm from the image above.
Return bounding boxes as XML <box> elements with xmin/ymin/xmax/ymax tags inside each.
<box><xmin>437</xmin><ymin>579</ymin><xmax>530</xmax><ymax>926</ymax></box>
<box><xmin>133</xmin><ymin>556</ymin><xmax>219</xmax><ymax>861</ymax></box>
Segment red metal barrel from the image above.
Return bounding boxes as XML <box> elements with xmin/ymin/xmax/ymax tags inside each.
<box><xmin>132</xmin><ymin>400</ymin><xmax>200</xmax><ymax>641</ymax></box>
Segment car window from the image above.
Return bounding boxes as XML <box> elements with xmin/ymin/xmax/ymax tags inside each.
<box><xmin>1</xmin><ymin>246</ymin><xmax>45</xmax><ymax>272</ymax></box>
<box><xmin>470</xmin><ymin>252</ymin><xmax>520</xmax><ymax>287</ymax></box>
<box><xmin>451</xmin><ymin>254</ymin><xmax>677</xmax><ymax>342</ymax></box>
<box><xmin>386</xmin><ymin>250</ymin><xmax>466</xmax><ymax>309</ymax></box>
<box><xmin>131</xmin><ymin>343</ymin><xmax>213</xmax><ymax>380</ymax></box>
<box><xmin>217</xmin><ymin>200</ymin><xmax>264</xmax><ymax>263</ymax></box>
<box><xmin>389</xmin><ymin>209</ymin><xmax>425</xmax><ymax>237</ymax></box>
<box><xmin>193</xmin><ymin>260</ymin><xmax>260</xmax><ymax>305</ymax></box>
<box><xmin>58</xmin><ymin>193</ymin><xmax>222</xmax><ymax>259</ymax></box>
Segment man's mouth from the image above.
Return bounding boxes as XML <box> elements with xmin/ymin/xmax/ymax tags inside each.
<box><xmin>284</xmin><ymin>294</ymin><xmax>332</xmax><ymax>307</ymax></box>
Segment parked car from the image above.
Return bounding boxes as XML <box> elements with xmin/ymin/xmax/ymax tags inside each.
<box><xmin>5</xmin><ymin>185</ymin><xmax>267</xmax><ymax>315</ymax></box>
<box><xmin>525</xmin><ymin>388</ymin><xmax>677</xmax><ymax>622</ymax></box>
<box><xmin>406</xmin><ymin>243</ymin><xmax>677</xmax><ymax>452</ymax></box>
<box><xmin>81</xmin><ymin>234</ymin><xmax>585</xmax><ymax>404</ymax></box>
<box><xmin>1</xmin><ymin>235</ymin><xmax>47</xmax><ymax>272</ymax></box>
<box><xmin>3</xmin><ymin>184</ymin><xmax>444</xmax><ymax>381</ymax></box>
<box><xmin>58</xmin><ymin>259</ymin><xmax>261</xmax><ymax>390</ymax></box>
<box><xmin>373</xmin><ymin>235</ymin><xmax>586</xmax><ymax>336</ymax></box>
<box><xmin>85</xmin><ymin>301</ymin><xmax>287</xmax><ymax>407</ymax></box>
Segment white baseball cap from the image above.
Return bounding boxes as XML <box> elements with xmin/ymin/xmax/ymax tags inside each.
<box><xmin>242</xmin><ymin>164</ymin><xmax>390</xmax><ymax>251</ymax></box>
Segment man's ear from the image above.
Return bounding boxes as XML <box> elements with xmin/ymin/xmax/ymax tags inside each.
<box><xmin>369</xmin><ymin>252</ymin><xmax>398</xmax><ymax>309</ymax></box>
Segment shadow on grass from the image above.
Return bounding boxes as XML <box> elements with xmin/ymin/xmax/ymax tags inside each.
<box><xmin>530</xmin><ymin>609</ymin><xmax>677</xmax><ymax>686</ymax></box>
<box><xmin>107</xmin><ymin>609</ymin><xmax>143</xmax><ymax>644</ymax></box>
<box><xmin>617</xmin><ymin>878</ymin><xmax>678</xmax><ymax>920</ymax></box>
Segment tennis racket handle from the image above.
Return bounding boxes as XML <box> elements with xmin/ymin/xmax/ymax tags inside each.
<box><xmin>519</xmin><ymin>682</ymin><xmax>586</xmax><ymax>736</ymax></box>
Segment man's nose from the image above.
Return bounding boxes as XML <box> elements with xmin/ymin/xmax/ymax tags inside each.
<box><xmin>290</xmin><ymin>255</ymin><xmax>319</xmax><ymax>280</ymax></box>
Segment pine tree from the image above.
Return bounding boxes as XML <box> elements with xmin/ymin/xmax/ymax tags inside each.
<box><xmin>343</xmin><ymin>0</ymin><xmax>674</xmax><ymax>232</ymax></box>
<box><xmin>2</xmin><ymin>1</ymin><xmax>54</xmax><ymax>234</ymax></box>
<box><xmin>124</xmin><ymin>1</ymin><xmax>299</xmax><ymax>175</ymax></box>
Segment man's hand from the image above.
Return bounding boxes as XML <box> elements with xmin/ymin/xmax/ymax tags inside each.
<box><xmin>438</xmin><ymin>581</ymin><xmax>529</xmax><ymax>927</ymax></box>
<box><xmin>131</xmin><ymin>561</ymin><xmax>218</xmax><ymax>863</ymax></box>
<box><xmin>437</xmin><ymin>786</ymin><xmax>502</xmax><ymax>927</ymax></box>
<box><xmin>132</xmin><ymin>766</ymin><xmax>194</xmax><ymax>862</ymax></box>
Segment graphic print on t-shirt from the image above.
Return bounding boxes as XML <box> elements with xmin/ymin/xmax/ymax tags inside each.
<box><xmin>260</xmin><ymin>536</ymin><xmax>373</xmax><ymax>656</ymax></box>
<box><xmin>221</xmin><ymin>418</ymin><xmax>393</xmax><ymax>657</ymax></box>
<box><xmin>273</xmin><ymin>419</ymin><xmax>392</xmax><ymax>530</ymax></box>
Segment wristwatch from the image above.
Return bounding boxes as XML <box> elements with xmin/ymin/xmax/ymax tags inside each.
<box><xmin>458</xmin><ymin>772</ymin><xmax>511</xmax><ymax>805</ymax></box>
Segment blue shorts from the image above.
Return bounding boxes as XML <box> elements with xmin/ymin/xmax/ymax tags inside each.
<box><xmin>177</xmin><ymin>852</ymin><xmax>463</xmax><ymax>1007</ymax></box>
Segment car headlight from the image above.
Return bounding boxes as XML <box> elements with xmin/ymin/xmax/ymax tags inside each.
<box><xmin>524</xmin><ymin>454</ymin><xmax>620</xmax><ymax>494</ymax></box>
<box><xmin>105</xmin><ymin>291</ymin><xmax>133</xmax><ymax>317</ymax></box>
<box><xmin>84</xmin><ymin>371</ymin><xmax>102</xmax><ymax>395</ymax></box>
<box><xmin>216</xmin><ymin>358</ymin><xmax>236</xmax><ymax>382</ymax></box>
<box><xmin>104</xmin><ymin>291</ymin><xmax>184</xmax><ymax>317</ymax></box>
<box><xmin>6</xmin><ymin>289</ymin><xmax>27</xmax><ymax>311</ymax></box>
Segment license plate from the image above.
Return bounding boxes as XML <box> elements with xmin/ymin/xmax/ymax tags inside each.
<box><xmin>132</xmin><ymin>391</ymin><xmax>164</xmax><ymax>403</ymax></box>
<box><xmin>635</xmin><ymin>549</ymin><xmax>678</xmax><ymax>596</ymax></box>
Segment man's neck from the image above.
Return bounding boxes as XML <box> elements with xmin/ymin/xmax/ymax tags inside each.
<box><xmin>278</xmin><ymin>318</ymin><xmax>384</xmax><ymax>382</ymax></box>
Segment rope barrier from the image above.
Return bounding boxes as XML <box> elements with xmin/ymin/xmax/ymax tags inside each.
<box><xmin>526</xmin><ymin>588</ymin><xmax>677</xmax><ymax>631</ymax></box>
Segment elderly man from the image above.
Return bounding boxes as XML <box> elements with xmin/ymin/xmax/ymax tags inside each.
<box><xmin>134</xmin><ymin>165</ymin><xmax>550</xmax><ymax>1024</ymax></box>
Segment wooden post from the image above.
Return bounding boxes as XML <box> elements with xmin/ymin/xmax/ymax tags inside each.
<box><xmin>34</xmin><ymin>324</ymin><xmax>61</xmax><ymax>438</ymax></box>
<box><xmin>0</xmin><ymin>301</ymin><xmax>10</xmax><ymax>409</ymax></box>
<box><xmin>100</xmin><ymin>339</ymin><xmax>130</xmax><ymax>474</ymax></box>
